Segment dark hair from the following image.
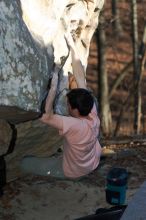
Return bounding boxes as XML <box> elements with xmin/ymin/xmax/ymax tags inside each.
<box><xmin>66</xmin><ymin>88</ymin><xmax>94</xmax><ymax>116</ymax></box>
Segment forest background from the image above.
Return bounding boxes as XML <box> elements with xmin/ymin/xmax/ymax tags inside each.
<box><xmin>86</xmin><ymin>0</ymin><xmax>146</xmax><ymax>138</ymax></box>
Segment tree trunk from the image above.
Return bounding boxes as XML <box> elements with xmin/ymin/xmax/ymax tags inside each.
<box><xmin>96</xmin><ymin>15</ymin><xmax>112</xmax><ymax>136</ymax></box>
<box><xmin>131</xmin><ymin>0</ymin><xmax>141</xmax><ymax>134</ymax></box>
<box><xmin>111</xmin><ymin>0</ymin><xmax>122</xmax><ymax>36</ymax></box>
<box><xmin>137</xmin><ymin>24</ymin><xmax>146</xmax><ymax>132</ymax></box>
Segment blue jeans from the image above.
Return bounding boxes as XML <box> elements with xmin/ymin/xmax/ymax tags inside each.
<box><xmin>20</xmin><ymin>155</ymin><xmax>66</xmax><ymax>179</ymax></box>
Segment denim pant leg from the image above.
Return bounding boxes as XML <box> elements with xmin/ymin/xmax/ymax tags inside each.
<box><xmin>20</xmin><ymin>155</ymin><xmax>65</xmax><ymax>179</ymax></box>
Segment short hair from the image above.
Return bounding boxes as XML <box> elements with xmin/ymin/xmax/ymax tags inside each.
<box><xmin>66</xmin><ymin>88</ymin><xmax>94</xmax><ymax>116</ymax></box>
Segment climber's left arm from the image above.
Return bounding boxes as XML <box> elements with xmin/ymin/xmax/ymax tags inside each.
<box><xmin>40</xmin><ymin>67</ymin><xmax>63</xmax><ymax>130</ymax></box>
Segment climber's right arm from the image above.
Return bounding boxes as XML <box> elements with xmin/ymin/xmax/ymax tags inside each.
<box><xmin>65</xmin><ymin>33</ymin><xmax>86</xmax><ymax>89</ymax></box>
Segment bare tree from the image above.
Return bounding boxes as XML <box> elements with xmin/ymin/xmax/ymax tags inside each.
<box><xmin>136</xmin><ymin>23</ymin><xmax>146</xmax><ymax>131</ymax></box>
<box><xmin>131</xmin><ymin>0</ymin><xmax>141</xmax><ymax>134</ymax></box>
<box><xmin>96</xmin><ymin>15</ymin><xmax>112</xmax><ymax>136</ymax></box>
<box><xmin>111</xmin><ymin>0</ymin><xmax>122</xmax><ymax>36</ymax></box>
<box><xmin>109</xmin><ymin>61</ymin><xmax>133</xmax><ymax>100</ymax></box>
<box><xmin>114</xmin><ymin>23</ymin><xmax>146</xmax><ymax>136</ymax></box>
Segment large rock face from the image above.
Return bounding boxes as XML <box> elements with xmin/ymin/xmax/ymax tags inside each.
<box><xmin>0</xmin><ymin>0</ymin><xmax>104</xmax><ymax>123</ymax></box>
<box><xmin>0</xmin><ymin>1</ymin><xmax>54</xmax><ymax>123</ymax></box>
<box><xmin>0</xmin><ymin>0</ymin><xmax>104</xmax><ymax>181</ymax></box>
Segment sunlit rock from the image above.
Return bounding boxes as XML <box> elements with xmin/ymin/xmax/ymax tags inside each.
<box><xmin>0</xmin><ymin>0</ymin><xmax>104</xmax><ymax>123</ymax></box>
<box><xmin>20</xmin><ymin>0</ymin><xmax>104</xmax><ymax>115</ymax></box>
<box><xmin>0</xmin><ymin>0</ymin><xmax>53</xmax><ymax>123</ymax></box>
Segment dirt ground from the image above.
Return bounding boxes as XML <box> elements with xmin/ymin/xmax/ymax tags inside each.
<box><xmin>0</xmin><ymin>143</ymin><xmax>146</xmax><ymax>220</ymax></box>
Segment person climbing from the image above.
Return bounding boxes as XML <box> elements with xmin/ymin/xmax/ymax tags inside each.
<box><xmin>21</xmin><ymin>33</ymin><xmax>102</xmax><ymax>180</ymax></box>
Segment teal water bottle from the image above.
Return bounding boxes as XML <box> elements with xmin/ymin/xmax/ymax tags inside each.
<box><xmin>106</xmin><ymin>167</ymin><xmax>128</xmax><ymax>205</ymax></box>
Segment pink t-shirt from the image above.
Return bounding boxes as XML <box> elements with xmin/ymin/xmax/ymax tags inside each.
<box><xmin>59</xmin><ymin>104</ymin><xmax>101</xmax><ymax>178</ymax></box>
<box><xmin>42</xmin><ymin>104</ymin><xmax>102</xmax><ymax>178</ymax></box>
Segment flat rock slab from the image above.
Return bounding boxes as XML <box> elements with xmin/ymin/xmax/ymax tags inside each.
<box><xmin>0</xmin><ymin>107</ymin><xmax>40</xmax><ymax>124</ymax></box>
<box><xmin>121</xmin><ymin>181</ymin><xmax>146</xmax><ymax>220</ymax></box>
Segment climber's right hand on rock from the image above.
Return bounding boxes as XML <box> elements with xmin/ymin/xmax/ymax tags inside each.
<box><xmin>64</xmin><ymin>32</ymin><xmax>75</xmax><ymax>49</ymax></box>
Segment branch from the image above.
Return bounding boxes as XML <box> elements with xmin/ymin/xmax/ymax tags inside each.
<box><xmin>109</xmin><ymin>60</ymin><xmax>133</xmax><ymax>100</ymax></box>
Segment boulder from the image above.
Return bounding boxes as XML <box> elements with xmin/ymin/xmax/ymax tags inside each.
<box><xmin>0</xmin><ymin>0</ymin><xmax>104</xmax><ymax>181</ymax></box>
<box><xmin>0</xmin><ymin>0</ymin><xmax>53</xmax><ymax>123</ymax></box>
<box><xmin>0</xmin><ymin>0</ymin><xmax>104</xmax><ymax>123</ymax></box>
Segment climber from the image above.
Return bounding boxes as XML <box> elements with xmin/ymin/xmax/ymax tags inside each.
<box><xmin>21</xmin><ymin>33</ymin><xmax>102</xmax><ymax>180</ymax></box>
